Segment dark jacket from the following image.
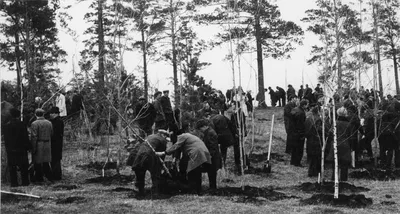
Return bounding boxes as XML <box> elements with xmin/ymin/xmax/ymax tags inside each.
<box><xmin>202</xmin><ymin>127</ymin><xmax>222</xmax><ymax>170</ymax></box>
<box><xmin>230</xmin><ymin>109</ymin><xmax>247</xmax><ymax>139</ymax></box>
<box><xmin>135</xmin><ymin>102</ymin><xmax>156</xmax><ymax>128</ymax></box>
<box><xmin>127</xmin><ymin>133</ymin><xmax>167</xmax><ymax>171</ymax></box>
<box><xmin>4</xmin><ymin>118</ymin><xmax>31</xmax><ymax>165</ymax></box>
<box><xmin>283</xmin><ymin>101</ymin><xmax>297</xmax><ymax>132</ymax></box>
<box><xmin>287</xmin><ymin>87</ymin><xmax>296</xmax><ymax>100</ymax></box>
<box><xmin>160</xmin><ymin>96</ymin><xmax>173</xmax><ymax>114</ymax></box>
<box><xmin>327</xmin><ymin>116</ymin><xmax>352</xmax><ymax>165</ymax></box>
<box><xmin>287</xmin><ymin>106</ymin><xmax>306</xmax><ymax>147</ymax></box>
<box><xmin>304</xmin><ymin>112</ymin><xmax>322</xmax><ymax>156</ymax></box>
<box><xmin>210</xmin><ymin>114</ymin><xmax>234</xmax><ymax>147</ymax></box>
<box><xmin>153</xmin><ymin>97</ymin><xmax>165</xmax><ymax>122</ymax></box>
<box><xmin>50</xmin><ymin>116</ymin><xmax>64</xmax><ymax>161</ymax></box>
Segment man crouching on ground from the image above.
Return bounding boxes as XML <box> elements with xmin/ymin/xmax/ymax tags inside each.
<box><xmin>127</xmin><ymin>129</ymin><xmax>170</xmax><ymax>196</ymax></box>
<box><xmin>156</xmin><ymin>132</ymin><xmax>211</xmax><ymax>195</ymax></box>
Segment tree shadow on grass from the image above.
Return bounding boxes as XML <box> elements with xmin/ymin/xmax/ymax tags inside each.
<box><xmin>248</xmin><ymin>152</ymin><xmax>285</xmax><ymax>163</ymax></box>
<box><xmin>86</xmin><ymin>174</ymin><xmax>134</xmax><ymax>185</ymax></box>
<box><xmin>300</xmin><ymin>194</ymin><xmax>373</xmax><ymax>208</ymax></box>
<box><xmin>349</xmin><ymin>168</ymin><xmax>400</xmax><ymax>181</ymax></box>
<box><xmin>206</xmin><ymin>185</ymin><xmax>299</xmax><ymax>205</ymax></box>
<box><xmin>297</xmin><ymin>182</ymin><xmax>370</xmax><ymax>194</ymax></box>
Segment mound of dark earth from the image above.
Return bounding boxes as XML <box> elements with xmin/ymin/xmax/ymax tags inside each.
<box><xmin>248</xmin><ymin>152</ymin><xmax>285</xmax><ymax>163</ymax></box>
<box><xmin>1</xmin><ymin>192</ymin><xmax>41</xmax><ymax>204</ymax></box>
<box><xmin>301</xmin><ymin>194</ymin><xmax>372</xmax><ymax>208</ymax></box>
<box><xmin>56</xmin><ymin>196</ymin><xmax>86</xmax><ymax>204</ymax></box>
<box><xmin>86</xmin><ymin>174</ymin><xmax>134</xmax><ymax>185</ymax></box>
<box><xmin>349</xmin><ymin>168</ymin><xmax>400</xmax><ymax>181</ymax></box>
<box><xmin>207</xmin><ymin>185</ymin><xmax>298</xmax><ymax>205</ymax></box>
<box><xmin>52</xmin><ymin>184</ymin><xmax>80</xmax><ymax>191</ymax></box>
<box><xmin>298</xmin><ymin>182</ymin><xmax>370</xmax><ymax>193</ymax></box>
<box><xmin>77</xmin><ymin>161</ymin><xmax>118</xmax><ymax>171</ymax></box>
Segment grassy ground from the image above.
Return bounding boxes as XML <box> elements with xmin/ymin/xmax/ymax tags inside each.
<box><xmin>2</xmin><ymin>107</ymin><xmax>400</xmax><ymax>214</ymax></box>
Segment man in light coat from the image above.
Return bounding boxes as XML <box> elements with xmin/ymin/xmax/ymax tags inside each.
<box><xmin>31</xmin><ymin>108</ymin><xmax>53</xmax><ymax>182</ymax></box>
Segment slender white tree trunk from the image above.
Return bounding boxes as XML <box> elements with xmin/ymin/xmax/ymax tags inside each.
<box><xmin>332</xmin><ymin>100</ymin><xmax>339</xmax><ymax>199</ymax></box>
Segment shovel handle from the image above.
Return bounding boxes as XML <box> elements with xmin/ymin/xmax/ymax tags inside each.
<box><xmin>267</xmin><ymin>114</ymin><xmax>275</xmax><ymax>161</ymax></box>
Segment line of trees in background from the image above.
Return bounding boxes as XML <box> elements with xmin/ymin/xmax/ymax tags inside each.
<box><xmin>1</xmin><ymin>0</ymin><xmax>400</xmax><ymax>118</ymax></box>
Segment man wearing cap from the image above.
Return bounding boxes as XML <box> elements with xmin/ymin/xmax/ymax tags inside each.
<box><xmin>3</xmin><ymin>108</ymin><xmax>31</xmax><ymax>187</ymax></box>
<box><xmin>135</xmin><ymin>96</ymin><xmax>156</xmax><ymax>136</ymax></box>
<box><xmin>30</xmin><ymin>108</ymin><xmax>53</xmax><ymax>182</ymax></box>
<box><xmin>161</xmin><ymin>90</ymin><xmax>178</xmax><ymax>142</ymax></box>
<box><xmin>153</xmin><ymin>91</ymin><xmax>167</xmax><ymax>131</ymax></box>
<box><xmin>49</xmin><ymin>107</ymin><xmax>64</xmax><ymax>180</ymax></box>
<box><xmin>126</xmin><ymin>129</ymin><xmax>170</xmax><ymax>196</ymax></box>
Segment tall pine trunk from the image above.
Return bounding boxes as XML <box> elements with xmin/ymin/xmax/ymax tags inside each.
<box><xmin>254</xmin><ymin>0</ymin><xmax>266</xmax><ymax>108</ymax></box>
<box><xmin>97</xmin><ymin>0</ymin><xmax>105</xmax><ymax>92</ymax></box>
<box><xmin>392</xmin><ymin>46</ymin><xmax>400</xmax><ymax>94</ymax></box>
<box><xmin>141</xmin><ymin>28</ymin><xmax>148</xmax><ymax>100</ymax></box>
<box><xmin>334</xmin><ymin>0</ymin><xmax>342</xmax><ymax>92</ymax></box>
<box><xmin>170</xmin><ymin>0</ymin><xmax>179</xmax><ymax>107</ymax></box>
<box><xmin>373</xmin><ymin>3</ymin><xmax>383</xmax><ymax>100</ymax></box>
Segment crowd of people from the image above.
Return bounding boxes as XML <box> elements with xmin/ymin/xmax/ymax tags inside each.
<box><xmin>283</xmin><ymin>85</ymin><xmax>400</xmax><ymax>181</ymax></box>
<box><xmin>3</xmin><ymin>83</ymin><xmax>400</xmax><ymax>197</ymax></box>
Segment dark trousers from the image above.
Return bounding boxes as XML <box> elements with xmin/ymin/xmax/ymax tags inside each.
<box><xmin>9</xmin><ymin>163</ymin><xmax>30</xmax><ymax>187</ymax></box>
<box><xmin>308</xmin><ymin>154</ymin><xmax>321</xmax><ymax>177</ymax></box>
<box><xmin>134</xmin><ymin>168</ymin><xmax>161</xmax><ymax>195</ymax></box>
<box><xmin>220</xmin><ymin>145</ymin><xmax>228</xmax><ymax>166</ymax></box>
<box><xmin>207</xmin><ymin>163</ymin><xmax>217</xmax><ymax>189</ymax></box>
<box><xmin>187</xmin><ymin>166</ymin><xmax>203</xmax><ymax>194</ymax></box>
<box><xmin>291</xmin><ymin>137</ymin><xmax>305</xmax><ymax>166</ymax></box>
<box><xmin>285</xmin><ymin>135</ymin><xmax>292</xmax><ymax>154</ymax></box>
<box><xmin>233</xmin><ymin>138</ymin><xmax>248</xmax><ymax>171</ymax></box>
<box><xmin>395</xmin><ymin>149</ymin><xmax>400</xmax><ymax>167</ymax></box>
<box><xmin>51</xmin><ymin>160</ymin><xmax>62</xmax><ymax>180</ymax></box>
<box><xmin>33</xmin><ymin>163</ymin><xmax>53</xmax><ymax>182</ymax></box>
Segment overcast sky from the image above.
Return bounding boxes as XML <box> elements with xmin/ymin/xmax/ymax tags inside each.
<box><xmin>1</xmin><ymin>0</ymin><xmax>398</xmax><ymax>101</ymax></box>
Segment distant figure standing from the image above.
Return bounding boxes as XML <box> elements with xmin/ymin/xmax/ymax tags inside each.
<box><xmin>298</xmin><ymin>85</ymin><xmax>304</xmax><ymax>100</ymax></box>
<box><xmin>287</xmin><ymin>85</ymin><xmax>296</xmax><ymax>101</ymax></box>
<box><xmin>276</xmin><ymin>86</ymin><xmax>286</xmax><ymax>107</ymax></box>
<box><xmin>290</xmin><ymin>99</ymin><xmax>308</xmax><ymax>166</ymax></box>
<box><xmin>4</xmin><ymin>108</ymin><xmax>31</xmax><ymax>187</ymax></box>
<box><xmin>49</xmin><ymin>107</ymin><xmax>64</xmax><ymax>180</ymax></box>
<box><xmin>135</xmin><ymin>96</ymin><xmax>156</xmax><ymax>137</ymax></box>
<box><xmin>55</xmin><ymin>90</ymin><xmax>67</xmax><ymax>117</ymax></box>
<box><xmin>153</xmin><ymin>91</ymin><xmax>167</xmax><ymax>132</ymax></box>
<box><xmin>30</xmin><ymin>108</ymin><xmax>53</xmax><ymax>182</ymax></box>
<box><xmin>268</xmin><ymin>87</ymin><xmax>277</xmax><ymax>107</ymax></box>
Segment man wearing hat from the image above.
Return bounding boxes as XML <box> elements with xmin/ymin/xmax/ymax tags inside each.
<box><xmin>153</xmin><ymin>91</ymin><xmax>167</xmax><ymax>131</ymax></box>
<box><xmin>160</xmin><ymin>90</ymin><xmax>178</xmax><ymax>143</ymax></box>
<box><xmin>3</xmin><ymin>108</ymin><xmax>31</xmax><ymax>187</ymax></box>
<box><xmin>126</xmin><ymin>129</ymin><xmax>170</xmax><ymax>196</ymax></box>
<box><xmin>135</xmin><ymin>96</ymin><xmax>156</xmax><ymax>137</ymax></box>
<box><xmin>30</xmin><ymin>108</ymin><xmax>53</xmax><ymax>182</ymax></box>
<box><xmin>49</xmin><ymin>107</ymin><xmax>64</xmax><ymax>180</ymax></box>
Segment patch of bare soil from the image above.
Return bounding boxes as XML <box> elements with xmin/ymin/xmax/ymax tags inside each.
<box><xmin>85</xmin><ymin>174</ymin><xmax>134</xmax><ymax>185</ymax></box>
<box><xmin>1</xmin><ymin>192</ymin><xmax>41</xmax><ymax>204</ymax></box>
<box><xmin>381</xmin><ymin>201</ymin><xmax>396</xmax><ymax>205</ymax></box>
<box><xmin>349</xmin><ymin>168</ymin><xmax>400</xmax><ymax>181</ymax></box>
<box><xmin>298</xmin><ymin>182</ymin><xmax>370</xmax><ymax>193</ymax></box>
<box><xmin>56</xmin><ymin>196</ymin><xmax>86</xmax><ymax>204</ymax></box>
<box><xmin>52</xmin><ymin>184</ymin><xmax>80</xmax><ymax>191</ymax></box>
<box><xmin>111</xmin><ymin>187</ymin><xmax>134</xmax><ymax>192</ymax></box>
<box><xmin>248</xmin><ymin>152</ymin><xmax>285</xmax><ymax>163</ymax></box>
<box><xmin>206</xmin><ymin>185</ymin><xmax>298</xmax><ymax>205</ymax></box>
<box><xmin>244</xmin><ymin>165</ymin><xmax>274</xmax><ymax>175</ymax></box>
<box><xmin>301</xmin><ymin>194</ymin><xmax>373</xmax><ymax>208</ymax></box>
<box><xmin>77</xmin><ymin>161</ymin><xmax>117</xmax><ymax>171</ymax></box>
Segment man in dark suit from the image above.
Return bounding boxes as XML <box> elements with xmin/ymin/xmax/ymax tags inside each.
<box><xmin>49</xmin><ymin>107</ymin><xmax>64</xmax><ymax>180</ymax></box>
<box><xmin>3</xmin><ymin>108</ymin><xmax>31</xmax><ymax>187</ymax></box>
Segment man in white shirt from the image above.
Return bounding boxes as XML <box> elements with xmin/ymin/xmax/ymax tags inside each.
<box><xmin>55</xmin><ymin>90</ymin><xmax>67</xmax><ymax>117</ymax></box>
